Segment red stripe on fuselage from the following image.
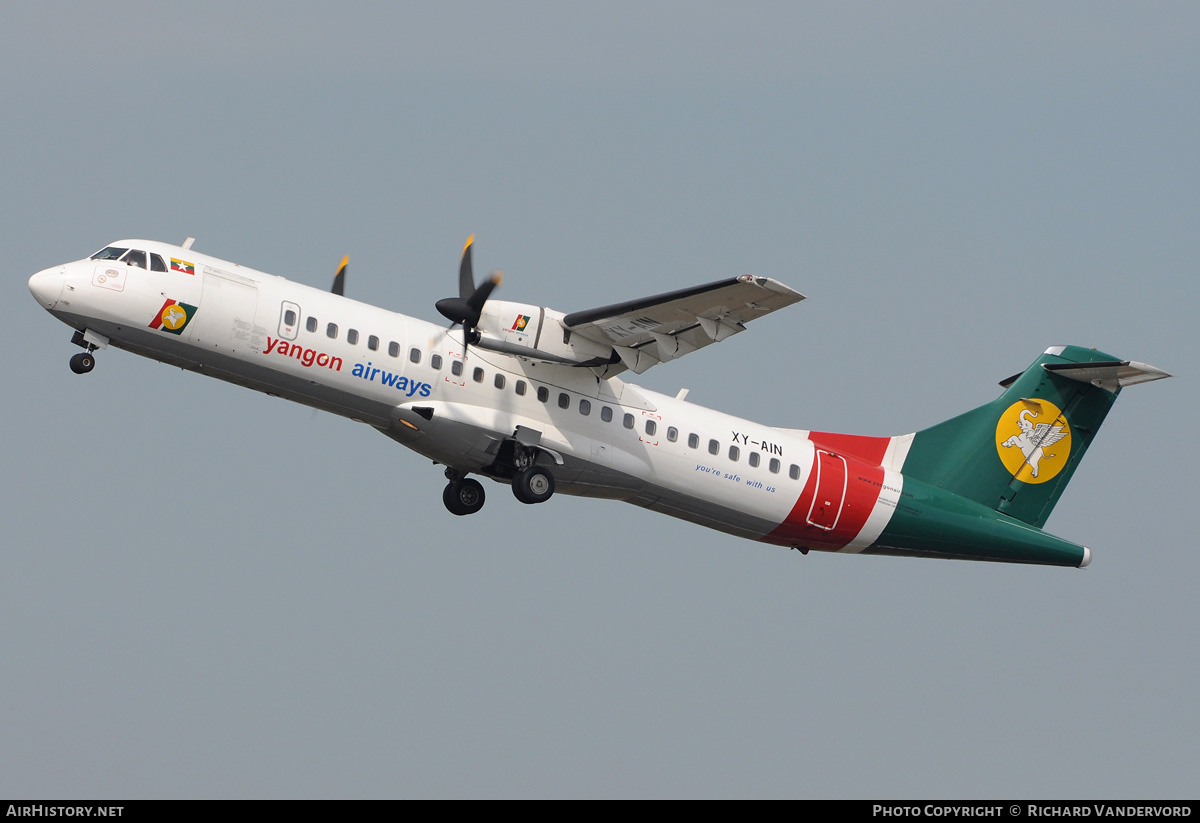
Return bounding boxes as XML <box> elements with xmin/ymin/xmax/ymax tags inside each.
<box><xmin>147</xmin><ymin>298</ymin><xmax>174</xmax><ymax>330</ymax></box>
<box><xmin>763</xmin><ymin>436</ymin><xmax>885</xmax><ymax>551</ymax></box>
<box><xmin>808</xmin><ymin>431</ymin><xmax>891</xmax><ymax>465</ymax></box>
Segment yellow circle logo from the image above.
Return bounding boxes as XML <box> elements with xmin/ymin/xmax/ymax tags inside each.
<box><xmin>160</xmin><ymin>304</ymin><xmax>188</xmax><ymax>330</ymax></box>
<box><xmin>995</xmin><ymin>399</ymin><xmax>1072</xmax><ymax>484</ymax></box>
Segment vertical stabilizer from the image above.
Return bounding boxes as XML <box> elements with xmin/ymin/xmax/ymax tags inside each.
<box><xmin>899</xmin><ymin>346</ymin><xmax>1168</xmax><ymax>528</ymax></box>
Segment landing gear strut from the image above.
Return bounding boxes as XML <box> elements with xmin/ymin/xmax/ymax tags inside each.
<box><xmin>443</xmin><ymin>474</ymin><xmax>486</xmax><ymax>516</ymax></box>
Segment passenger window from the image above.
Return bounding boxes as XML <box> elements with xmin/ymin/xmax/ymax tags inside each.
<box><xmin>348</xmin><ymin>329</ymin><xmax>359</xmax><ymax>345</ymax></box>
<box><xmin>307</xmin><ymin>317</ymin><xmax>318</xmax><ymax>333</ymax></box>
<box><xmin>326</xmin><ymin>322</ymin><xmax>338</xmax><ymax>339</ymax></box>
<box><xmin>579</xmin><ymin>399</ymin><xmax>591</xmax><ymax>415</ymax></box>
<box><xmin>409</xmin><ymin>348</ymin><xmax>421</xmax><ymax>364</ymax></box>
<box><xmin>770</xmin><ymin>458</ymin><xmax>780</xmax><ymax>474</ymax></box>
<box><xmin>708</xmin><ymin>439</ymin><xmax>719</xmax><ymax>455</ymax></box>
<box><xmin>537</xmin><ymin>386</ymin><xmax>549</xmax><ymax>402</ymax></box>
<box><xmin>729</xmin><ymin>446</ymin><xmax>740</xmax><ymax>461</ymax></box>
<box><xmin>789</xmin><ymin>464</ymin><xmax>800</xmax><ymax>480</ymax></box>
<box><xmin>284</xmin><ymin>309</ymin><xmax>297</xmax><ymax>326</ymax></box>
<box><xmin>388</xmin><ymin>341</ymin><xmax>400</xmax><ymax>357</ymax></box>
<box><xmin>557</xmin><ymin>392</ymin><xmax>570</xmax><ymax>409</ymax></box>
<box><xmin>645</xmin><ymin>420</ymin><xmax>657</xmax><ymax>436</ymax></box>
<box><xmin>473</xmin><ymin>368</ymin><xmax>484</xmax><ymax>383</ymax></box>
<box><xmin>452</xmin><ymin>360</ymin><xmax>464</xmax><ymax>376</ymax></box>
<box><xmin>623</xmin><ymin>414</ymin><xmax>634</xmax><ymax>429</ymax></box>
<box><xmin>749</xmin><ymin>452</ymin><xmax>760</xmax><ymax>468</ymax></box>
<box><xmin>431</xmin><ymin>354</ymin><xmax>442</xmax><ymax>370</ymax></box>
<box><xmin>121</xmin><ymin>249</ymin><xmax>147</xmax><ymax>269</ymax></box>
<box><xmin>601</xmin><ymin>406</ymin><xmax>613</xmax><ymax>423</ymax></box>
<box><xmin>368</xmin><ymin>335</ymin><xmax>379</xmax><ymax>351</ymax></box>
<box><xmin>667</xmin><ymin>427</ymin><xmax>678</xmax><ymax>442</ymax></box>
<box><xmin>150</xmin><ymin>253</ymin><xmax>168</xmax><ymax>272</ymax></box>
<box><xmin>494</xmin><ymin>373</ymin><xmax>505</xmax><ymax>389</ymax></box>
<box><xmin>515</xmin><ymin>380</ymin><xmax>527</xmax><ymax>396</ymax></box>
<box><xmin>688</xmin><ymin>433</ymin><xmax>699</xmax><ymax>449</ymax></box>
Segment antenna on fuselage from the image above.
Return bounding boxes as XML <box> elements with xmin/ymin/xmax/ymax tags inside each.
<box><xmin>182</xmin><ymin>237</ymin><xmax>195</xmax><ymax>250</ymax></box>
<box><xmin>331</xmin><ymin>255</ymin><xmax>348</xmax><ymax>296</ymax></box>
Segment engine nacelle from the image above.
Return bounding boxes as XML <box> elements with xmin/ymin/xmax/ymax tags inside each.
<box><xmin>475</xmin><ymin>300</ymin><xmax>612</xmax><ymax>365</ymax></box>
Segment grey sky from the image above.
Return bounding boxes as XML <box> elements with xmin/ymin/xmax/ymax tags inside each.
<box><xmin>3</xmin><ymin>1</ymin><xmax>1197</xmax><ymax>798</ymax></box>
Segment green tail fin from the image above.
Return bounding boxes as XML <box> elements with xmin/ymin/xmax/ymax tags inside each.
<box><xmin>900</xmin><ymin>346</ymin><xmax>1168</xmax><ymax>528</ymax></box>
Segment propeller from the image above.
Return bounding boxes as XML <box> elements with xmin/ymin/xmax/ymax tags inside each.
<box><xmin>436</xmin><ymin>235</ymin><xmax>502</xmax><ymax>350</ymax></box>
<box><xmin>331</xmin><ymin>255</ymin><xmax>348</xmax><ymax>296</ymax></box>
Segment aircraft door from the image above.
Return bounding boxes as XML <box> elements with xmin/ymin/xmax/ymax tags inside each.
<box><xmin>278</xmin><ymin>301</ymin><xmax>301</xmax><ymax>341</ymax></box>
<box><xmin>806</xmin><ymin>449</ymin><xmax>848</xmax><ymax>531</ymax></box>
<box><xmin>188</xmin><ymin>272</ymin><xmax>262</xmax><ymax>355</ymax></box>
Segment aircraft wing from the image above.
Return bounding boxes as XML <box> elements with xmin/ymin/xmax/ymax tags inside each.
<box><xmin>561</xmin><ymin>275</ymin><xmax>804</xmax><ymax>375</ymax></box>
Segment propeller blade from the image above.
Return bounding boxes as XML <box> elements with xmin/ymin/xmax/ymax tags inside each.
<box><xmin>466</xmin><ymin>270</ymin><xmax>503</xmax><ymax>315</ymax></box>
<box><xmin>331</xmin><ymin>255</ymin><xmax>348</xmax><ymax>296</ymax></box>
<box><xmin>458</xmin><ymin>235</ymin><xmax>475</xmax><ymax>300</ymax></box>
<box><xmin>438</xmin><ymin>237</ymin><xmax>500</xmax><ymax>358</ymax></box>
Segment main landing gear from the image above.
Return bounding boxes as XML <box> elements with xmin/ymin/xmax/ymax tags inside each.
<box><xmin>441</xmin><ymin>464</ymin><xmax>557</xmax><ymax>515</ymax></box>
<box><xmin>512</xmin><ymin>466</ymin><xmax>555</xmax><ymax>505</ymax></box>
<box><xmin>443</xmin><ymin>475</ymin><xmax>486</xmax><ymax>516</ymax></box>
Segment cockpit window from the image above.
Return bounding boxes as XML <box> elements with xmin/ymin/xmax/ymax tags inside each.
<box><xmin>90</xmin><ymin>246</ymin><xmax>128</xmax><ymax>260</ymax></box>
<box><xmin>120</xmin><ymin>249</ymin><xmax>147</xmax><ymax>269</ymax></box>
<box><xmin>150</xmin><ymin>253</ymin><xmax>168</xmax><ymax>272</ymax></box>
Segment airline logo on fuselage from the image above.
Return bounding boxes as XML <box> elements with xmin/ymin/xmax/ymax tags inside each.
<box><xmin>995</xmin><ymin>399</ymin><xmax>1071</xmax><ymax>484</ymax></box>
<box><xmin>149</xmin><ymin>299</ymin><xmax>198</xmax><ymax>335</ymax></box>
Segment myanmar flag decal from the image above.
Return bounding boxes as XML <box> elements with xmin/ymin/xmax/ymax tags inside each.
<box><xmin>171</xmin><ymin>258</ymin><xmax>195</xmax><ymax>275</ymax></box>
<box><xmin>149</xmin><ymin>299</ymin><xmax>198</xmax><ymax>335</ymax></box>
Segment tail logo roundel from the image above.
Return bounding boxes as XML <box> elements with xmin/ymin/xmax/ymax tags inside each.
<box><xmin>995</xmin><ymin>399</ymin><xmax>1072</xmax><ymax>484</ymax></box>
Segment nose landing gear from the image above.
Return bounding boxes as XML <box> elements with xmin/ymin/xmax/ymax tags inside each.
<box><xmin>68</xmin><ymin>329</ymin><xmax>106</xmax><ymax>374</ymax></box>
<box><xmin>69</xmin><ymin>352</ymin><xmax>96</xmax><ymax>374</ymax></box>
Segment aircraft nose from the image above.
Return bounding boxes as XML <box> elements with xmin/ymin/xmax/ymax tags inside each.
<box><xmin>28</xmin><ymin>267</ymin><xmax>65</xmax><ymax>309</ymax></box>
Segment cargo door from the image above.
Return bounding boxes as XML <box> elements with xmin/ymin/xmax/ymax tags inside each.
<box><xmin>188</xmin><ymin>272</ymin><xmax>261</xmax><ymax>355</ymax></box>
<box><xmin>806</xmin><ymin>450</ymin><xmax>848</xmax><ymax>531</ymax></box>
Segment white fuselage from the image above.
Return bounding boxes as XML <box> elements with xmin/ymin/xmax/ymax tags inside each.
<box><xmin>29</xmin><ymin>239</ymin><xmax>907</xmax><ymax>551</ymax></box>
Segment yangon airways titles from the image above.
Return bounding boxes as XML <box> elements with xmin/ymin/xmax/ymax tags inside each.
<box><xmin>261</xmin><ymin>336</ymin><xmax>432</xmax><ymax>397</ymax></box>
<box><xmin>263</xmin><ymin>336</ymin><xmax>343</xmax><ymax>370</ymax></box>
<box><xmin>349</xmin><ymin>361</ymin><xmax>431</xmax><ymax>397</ymax></box>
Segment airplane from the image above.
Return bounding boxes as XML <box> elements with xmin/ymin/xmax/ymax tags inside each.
<box><xmin>28</xmin><ymin>236</ymin><xmax>1170</xmax><ymax>568</ymax></box>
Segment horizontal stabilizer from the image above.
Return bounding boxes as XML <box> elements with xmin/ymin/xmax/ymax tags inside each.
<box><xmin>1042</xmin><ymin>359</ymin><xmax>1171</xmax><ymax>393</ymax></box>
